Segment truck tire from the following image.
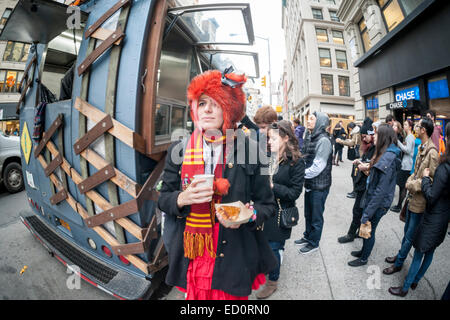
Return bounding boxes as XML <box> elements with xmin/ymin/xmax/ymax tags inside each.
<box><xmin>3</xmin><ymin>162</ymin><xmax>24</xmax><ymax>193</ymax></box>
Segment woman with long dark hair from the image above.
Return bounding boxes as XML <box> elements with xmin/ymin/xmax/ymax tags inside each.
<box><xmin>348</xmin><ymin>124</ymin><xmax>401</xmax><ymax>267</ymax></box>
<box><xmin>256</xmin><ymin>120</ymin><xmax>305</xmax><ymax>299</ymax></box>
<box><xmin>389</xmin><ymin>123</ymin><xmax>450</xmax><ymax>297</ymax></box>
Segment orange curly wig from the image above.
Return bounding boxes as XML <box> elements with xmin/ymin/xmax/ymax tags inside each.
<box><xmin>187</xmin><ymin>70</ymin><xmax>247</xmax><ymax>133</ymax></box>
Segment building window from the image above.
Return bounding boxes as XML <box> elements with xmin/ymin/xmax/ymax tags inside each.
<box><xmin>399</xmin><ymin>0</ymin><xmax>425</xmax><ymax>16</ymax></box>
<box><xmin>324</xmin><ymin>0</ymin><xmax>336</xmax><ymax>4</ymax></box>
<box><xmin>338</xmin><ymin>76</ymin><xmax>350</xmax><ymax>96</ymax></box>
<box><xmin>321</xmin><ymin>74</ymin><xmax>334</xmax><ymax>95</ymax></box>
<box><xmin>365</xmin><ymin>96</ymin><xmax>379</xmax><ymax>121</ymax></box>
<box><xmin>0</xmin><ymin>8</ymin><xmax>12</xmax><ymax>30</ymax></box>
<box><xmin>312</xmin><ymin>8</ymin><xmax>323</xmax><ymax>20</ymax></box>
<box><xmin>336</xmin><ymin>50</ymin><xmax>348</xmax><ymax>69</ymax></box>
<box><xmin>332</xmin><ymin>30</ymin><xmax>344</xmax><ymax>45</ymax></box>
<box><xmin>3</xmin><ymin>41</ymin><xmax>31</xmax><ymax>63</ymax></box>
<box><xmin>319</xmin><ymin>48</ymin><xmax>332</xmax><ymax>67</ymax></box>
<box><xmin>358</xmin><ymin>17</ymin><xmax>372</xmax><ymax>53</ymax></box>
<box><xmin>0</xmin><ymin>70</ymin><xmax>23</xmax><ymax>93</ymax></box>
<box><xmin>329</xmin><ymin>10</ymin><xmax>340</xmax><ymax>22</ymax></box>
<box><xmin>316</xmin><ymin>28</ymin><xmax>328</xmax><ymax>42</ymax></box>
<box><xmin>378</xmin><ymin>0</ymin><xmax>405</xmax><ymax>31</ymax></box>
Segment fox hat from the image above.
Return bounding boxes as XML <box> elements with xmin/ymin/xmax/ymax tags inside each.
<box><xmin>187</xmin><ymin>68</ymin><xmax>247</xmax><ymax>133</ymax></box>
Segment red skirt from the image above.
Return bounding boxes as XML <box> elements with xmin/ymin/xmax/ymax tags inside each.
<box><xmin>177</xmin><ymin>223</ymin><xmax>266</xmax><ymax>300</ymax></box>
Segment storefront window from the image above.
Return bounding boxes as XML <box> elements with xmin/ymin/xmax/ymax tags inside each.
<box><xmin>428</xmin><ymin>75</ymin><xmax>450</xmax><ymax>120</ymax></box>
<box><xmin>338</xmin><ymin>76</ymin><xmax>350</xmax><ymax>96</ymax></box>
<box><xmin>365</xmin><ymin>95</ymin><xmax>379</xmax><ymax>121</ymax></box>
<box><xmin>332</xmin><ymin>30</ymin><xmax>344</xmax><ymax>45</ymax></box>
<box><xmin>359</xmin><ymin>17</ymin><xmax>372</xmax><ymax>53</ymax></box>
<box><xmin>0</xmin><ymin>70</ymin><xmax>22</xmax><ymax>93</ymax></box>
<box><xmin>316</xmin><ymin>28</ymin><xmax>328</xmax><ymax>42</ymax></box>
<box><xmin>319</xmin><ymin>48</ymin><xmax>332</xmax><ymax>67</ymax></box>
<box><xmin>321</xmin><ymin>74</ymin><xmax>334</xmax><ymax>95</ymax></box>
<box><xmin>336</xmin><ymin>50</ymin><xmax>348</xmax><ymax>69</ymax></box>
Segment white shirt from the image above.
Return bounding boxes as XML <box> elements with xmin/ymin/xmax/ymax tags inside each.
<box><xmin>203</xmin><ymin>139</ymin><xmax>223</xmax><ymax>175</ymax></box>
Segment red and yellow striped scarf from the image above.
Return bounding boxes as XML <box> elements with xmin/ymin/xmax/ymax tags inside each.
<box><xmin>181</xmin><ymin>129</ymin><xmax>226</xmax><ymax>259</ymax></box>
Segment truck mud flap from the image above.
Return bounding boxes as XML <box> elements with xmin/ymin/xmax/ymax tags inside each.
<box><xmin>20</xmin><ymin>214</ymin><xmax>153</xmax><ymax>300</ymax></box>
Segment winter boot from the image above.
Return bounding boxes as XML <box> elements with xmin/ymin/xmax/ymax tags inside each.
<box><xmin>256</xmin><ymin>280</ymin><xmax>278</xmax><ymax>299</ymax></box>
<box><xmin>337</xmin><ymin>223</ymin><xmax>358</xmax><ymax>243</ymax></box>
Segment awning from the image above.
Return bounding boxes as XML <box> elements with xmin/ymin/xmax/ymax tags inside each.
<box><xmin>320</xmin><ymin>103</ymin><xmax>355</xmax><ymax>116</ymax></box>
<box><xmin>200</xmin><ymin>49</ymin><xmax>259</xmax><ymax>78</ymax></box>
<box><xmin>168</xmin><ymin>3</ymin><xmax>255</xmax><ymax>46</ymax></box>
<box><xmin>0</xmin><ymin>103</ymin><xmax>19</xmax><ymax>120</ymax></box>
<box><xmin>0</xmin><ymin>0</ymin><xmax>88</xmax><ymax>44</ymax></box>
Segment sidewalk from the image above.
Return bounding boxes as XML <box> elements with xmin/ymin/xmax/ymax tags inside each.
<box><xmin>165</xmin><ymin>159</ymin><xmax>450</xmax><ymax>300</ymax></box>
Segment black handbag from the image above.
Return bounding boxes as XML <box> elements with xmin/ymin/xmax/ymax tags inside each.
<box><xmin>277</xmin><ymin>199</ymin><xmax>299</xmax><ymax>229</ymax></box>
<box><xmin>347</xmin><ymin>146</ymin><xmax>357</xmax><ymax>161</ymax></box>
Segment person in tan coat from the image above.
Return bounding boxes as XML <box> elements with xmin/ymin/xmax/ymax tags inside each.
<box><xmin>336</xmin><ymin>122</ymin><xmax>361</xmax><ymax>159</ymax></box>
<box><xmin>383</xmin><ymin>117</ymin><xmax>439</xmax><ymax>275</ymax></box>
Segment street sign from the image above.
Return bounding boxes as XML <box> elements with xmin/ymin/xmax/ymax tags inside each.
<box><xmin>21</xmin><ymin>121</ymin><xmax>32</xmax><ymax>164</ymax></box>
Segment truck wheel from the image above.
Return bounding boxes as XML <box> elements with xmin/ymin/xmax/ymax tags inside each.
<box><xmin>3</xmin><ymin>162</ymin><xmax>24</xmax><ymax>193</ymax></box>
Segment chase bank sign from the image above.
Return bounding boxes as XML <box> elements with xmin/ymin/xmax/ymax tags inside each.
<box><xmin>395</xmin><ymin>86</ymin><xmax>420</xmax><ymax>101</ymax></box>
<box><xmin>388</xmin><ymin>100</ymin><xmax>408</xmax><ymax>110</ymax></box>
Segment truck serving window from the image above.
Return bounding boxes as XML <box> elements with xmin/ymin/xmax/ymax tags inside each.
<box><xmin>41</xmin><ymin>28</ymin><xmax>83</xmax><ymax>101</ymax></box>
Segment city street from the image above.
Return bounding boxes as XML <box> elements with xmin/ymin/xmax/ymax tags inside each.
<box><xmin>1</xmin><ymin>159</ymin><xmax>448</xmax><ymax>300</ymax></box>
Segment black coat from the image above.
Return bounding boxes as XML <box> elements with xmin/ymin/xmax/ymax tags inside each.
<box><xmin>158</xmin><ymin>131</ymin><xmax>278</xmax><ymax>297</ymax></box>
<box><xmin>263</xmin><ymin>157</ymin><xmax>305</xmax><ymax>242</ymax></box>
<box><xmin>414</xmin><ymin>161</ymin><xmax>450</xmax><ymax>253</ymax></box>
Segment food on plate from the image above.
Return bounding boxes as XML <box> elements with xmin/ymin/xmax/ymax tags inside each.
<box><xmin>217</xmin><ymin>205</ymin><xmax>240</xmax><ymax>221</ymax></box>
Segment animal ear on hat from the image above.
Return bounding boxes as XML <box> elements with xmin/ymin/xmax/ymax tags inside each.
<box><xmin>221</xmin><ymin>66</ymin><xmax>247</xmax><ymax>88</ymax></box>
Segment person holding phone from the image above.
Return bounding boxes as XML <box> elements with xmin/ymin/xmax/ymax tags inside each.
<box><xmin>338</xmin><ymin>117</ymin><xmax>375</xmax><ymax>243</ymax></box>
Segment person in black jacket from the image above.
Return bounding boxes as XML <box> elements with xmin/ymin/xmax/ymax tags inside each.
<box><xmin>389</xmin><ymin>123</ymin><xmax>450</xmax><ymax>297</ymax></box>
<box><xmin>348</xmin><ymin>124</ymin><xmax>401</xmax><ymax>267</ymax></box>
<box><xmin>338</xmin><ymin>117</ymin><xmax>375</xmax><ymax>243</ymax></box>
<box><xmin>332</xmin><ymin>122</ymin><xmax>346</xmax><ymax>166</ymax></box>
<box><xmin>256</xmin><ymin>120</ymin><xmax>305</xmax><ymax>299</ymax></box>
<box><xmin>294</xmin><ymin>112</ymin><xmax>332</xmax><ymax>255</ymax></box>
<box><xmin>158</xmin><ymin>70</ymin><xmax>277</xmax><ymax>300</ymax></box>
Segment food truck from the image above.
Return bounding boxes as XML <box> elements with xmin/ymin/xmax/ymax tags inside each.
<box><xmin>1</xmin><ymin>0</ymin><xmax>259</xmax><ymax>299</ymax></box>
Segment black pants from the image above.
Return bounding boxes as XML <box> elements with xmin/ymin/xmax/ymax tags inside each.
<box><xmin>351</xmin><ymin>190</ymin><xmax>365</xmax><ymax>227</ymax></box>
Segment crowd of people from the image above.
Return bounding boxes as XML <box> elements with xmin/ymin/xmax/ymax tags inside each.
<box><xmin>158</xmin><ymin>69</ymin><xmax>449</xmax><ymax>301</ymax></box>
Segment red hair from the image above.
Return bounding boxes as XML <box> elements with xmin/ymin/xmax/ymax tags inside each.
<box><xmin>187</xmin><ymin>70</ymin><xmax>247</xmax><ymax>133</ymax></box>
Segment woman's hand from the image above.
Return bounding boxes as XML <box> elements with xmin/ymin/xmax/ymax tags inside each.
<box><xmin>335</xmin><ymin>138</ymin><xmax>342</xmax><ymax>144</ymax></box>
<box><xmin>423</xmin><ymin>168</ymin><xmax>430</xmax><ymax>177</ymax></box>
<box><xmin>177</xmin><ymin>179</ymin><xmax>214</xmax><ymax>209</ymax></box>
<box><xmin>216</xmin><ymin>203</ymin><xmax>252</xmax><ymax>229</ymax></box>
<box><xmin>358</xmin><ymin>163</ymin><xmax>370</xmax><ymax>172</ymax></box>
